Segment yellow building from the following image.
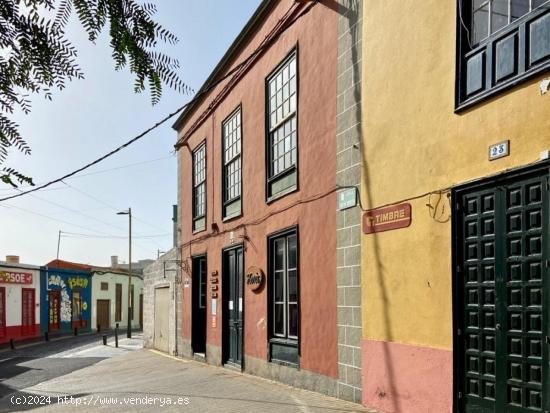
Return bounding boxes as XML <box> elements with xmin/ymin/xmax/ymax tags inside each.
<box><xmin>361</xmin><ymin>1</ymin><xmax>550</xmax><ymax>412</ymax></box>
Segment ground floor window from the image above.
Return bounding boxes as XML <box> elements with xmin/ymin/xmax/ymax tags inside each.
<box><xmin>268</xmin><ymin>228</ymin><xmax>299</xmax><ymax>366</ymax></box>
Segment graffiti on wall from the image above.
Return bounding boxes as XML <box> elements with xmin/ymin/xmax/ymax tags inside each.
<box><xmin>68</xmin><ymin>277</ymin><xmax>88</xmax><ymax>289</ymax></box>
<box><xmin>48</xmin><ymin>275</ymin><xmax>71</xmax><ymax>322</ymax></box>
<box><xmin>48</xmin><ymin>275</ymin><xmax>89</xmax><ymax>323</ymax></box>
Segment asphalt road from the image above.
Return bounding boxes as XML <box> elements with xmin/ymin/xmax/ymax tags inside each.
<box><xmin>0</xmin><ymin>333</ymin><xmax>143</xmax><ymax>412</ymax></box>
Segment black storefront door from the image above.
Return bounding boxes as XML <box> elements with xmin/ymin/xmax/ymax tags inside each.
<box><xmin>192</xmin><ymin>256</ymin><xmax>207</xmax><ymax>354</ymax></box>
<box><xmin>455</xmin><ymin>169</ymin><xmax>550</xmax><ymax>413</ymax></box>
<box><xmin>223</xmin><ymin>247</ymin><xmax>243</xmax><ymax>368</ymax></box>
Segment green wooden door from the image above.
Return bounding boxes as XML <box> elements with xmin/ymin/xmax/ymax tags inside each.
<box><xmin>457</xmin><ymin>172</ymin><xmax>549</xmax><ymax>413</ymax></box>
<box><xmin>223</xmin><ymin>247</ymin><xmax>243</xmax><ymax>367</ymax></box>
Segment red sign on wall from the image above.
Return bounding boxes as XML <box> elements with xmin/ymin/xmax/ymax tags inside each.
<box><xmin>363</xmin><ymin>203</ymin><xmax>412</xmax><ymax>234</ymax></box>
<box><xmin>0</xmin><ymin>270</ymin><xmax>33</xmax><ymax>284</ymax></box>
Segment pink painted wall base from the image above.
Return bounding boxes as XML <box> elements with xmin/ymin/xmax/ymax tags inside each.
<box><xmin>362</xmin><ymin>339</ymin><xmax>452</xmax><ymax>413</ymax></box>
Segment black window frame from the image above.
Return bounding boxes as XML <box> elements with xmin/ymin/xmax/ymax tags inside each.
<box><xmin>456</xmin><ymin>0</ymin><xmax>550</xmax><ymax>110</ymax></box>
<box><xmin>221</xmin><ymin>106</ymin><xmax>243</xmax><ymax>221</ymax></box>
<box><xmin>267</xmin><ymin>226</ymin><xmax>300</xmax><ymax>367</ymax></box>
<box><xmin>265</xmin><ymin>47</ymin><xmax>299</xmax><ymax>202</ymax></box>
<box><xmin>192</xmin><ymin>141</ymin><xmax>207</xmax><ymax>233</ymax></box>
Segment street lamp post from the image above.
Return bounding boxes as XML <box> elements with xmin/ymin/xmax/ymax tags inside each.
<box><xmin>117</xmin><ymin>208</ymin><xmax>132</xmax><ymax>339</ymax></box>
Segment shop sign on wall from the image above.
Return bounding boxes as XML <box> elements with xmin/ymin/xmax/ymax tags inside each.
<box><xmin>245</xmin><ymin>267</ymin><xmax>265</xmax><ymax>292</ymax></box>
<box><xmin>363</xmin><ymin>203</ymin><xmax>412</xmax><ymax>234</ymax></box>
<box><xmin>0</xmin><ymin>270</ymin><xmax>33</xmax><ymax>284</ymax></box>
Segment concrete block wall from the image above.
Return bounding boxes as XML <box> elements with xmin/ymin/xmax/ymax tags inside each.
<box><xmin>336</xmin><ymin>0</ymin><xmax>363</xmax><ymax>404</ymax></box>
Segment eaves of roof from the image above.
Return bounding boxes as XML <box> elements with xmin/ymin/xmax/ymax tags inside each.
<box><xmin>171</xmin><ymin>0</ymin><xmax>276</xmax><ymax>132</ymax></box>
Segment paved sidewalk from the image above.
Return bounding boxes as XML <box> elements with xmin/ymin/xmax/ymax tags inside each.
<box><xmin>3</xmin><ymin>349</ymin><xmax>375</xmax><ymax>413</ymax></box>
<box><xmin>0</xmin><ymin>333</ymin><xmax>143</xmax><ymax>402</ymax></box>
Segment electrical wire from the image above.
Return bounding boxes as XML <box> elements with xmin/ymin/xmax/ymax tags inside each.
<box><xmin>61</xmin><ymin>181</ymin><xmax>172</xmax><ymax>238</ymax></box>
<box><xmin>175</xmin><ymin>0</ymin><xmax>304</xmax><ymax>146</ymax></box>
<box><xmin>1</xmin><ymin>194</ymin><xmax>168</xmax><ymax>254</ymax></box>
<box><xmin>18</xmin><ymin>189</ymin><xmax>131</xmax><ymax>234</ymax></box>
<box><xmin>13</xmin><ymin>186</ymin><xmax>170</xmax><ymax>251</ymax></box>
<box><xmin>0</xmin><ymin>1</ymin><xmax>317</xmax><ymax>203</ymax></box>
<box><xmin>0</xmin><ymin>105</ymin><xmax>184</xmax><ymax>202</ymax></box>
<box><xmin>60</xmin><ymin>231</ymin><xmax>171</xmax><ymax>239</ymax></box>
<box><xmin>1</xmin><ymin>202</ymin><xmax>122</xmax><ymax>236</ymax></box>
<box><xmin>180</xmin><ymin>185</ymin><xmax>341</xmax><ymax>250</ymax></box>
<box><xmin>0</xmin><ymin>154</ymin><xmax>174</xmax><ymax>193</ymax></box>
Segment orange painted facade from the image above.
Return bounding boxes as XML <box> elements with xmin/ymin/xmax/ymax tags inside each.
<box><xmin>174</xmin><ymin>0</ymin><xmax>339</xmax><ymax>381</ymax></box>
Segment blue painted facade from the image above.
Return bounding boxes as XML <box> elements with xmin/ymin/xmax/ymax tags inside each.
<box><xmin>40</xmin><ymin>268</ymin><xmax>92</xmax><ymax>334</ymax></box>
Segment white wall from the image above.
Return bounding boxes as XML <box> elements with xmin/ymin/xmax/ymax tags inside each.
<box><xmin>91</xmin><ymin>272</ymin><xmax>143</xmax><ymax>330</ymax></box>
<box><xmin>1</xmin><ymin>266</ymin><xmax>41</xmax><ymax>327</ymax></box>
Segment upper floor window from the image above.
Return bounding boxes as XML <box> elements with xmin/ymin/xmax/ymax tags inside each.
<box><xmin>472</xmin><ymin>0</ymin><xmax>549</xmax><ymax>44</ymax></box>
<box><xmin>266</xmin><ymin>51</ymin><xmax>297</xmax><ymax>200</ymax></box>
<box><xmin>222</xmin><ymin>108</ymin><xmax>242</xmax><ymax>219</ymax></box>
<box><xmin>457</xmin><ymin>0</ymin><xmax>550</xmax><ymax>109</ymax></box>
<box><xmin>192</xmin><ymin>143</ymin><xmax>206</xmax><ymax>232</ymax></box>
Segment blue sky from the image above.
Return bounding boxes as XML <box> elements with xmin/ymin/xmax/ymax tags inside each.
<box><xmin>0</xmin><ymin>1</ymin><xmax>261</xmax><ymax>266</ymax></box>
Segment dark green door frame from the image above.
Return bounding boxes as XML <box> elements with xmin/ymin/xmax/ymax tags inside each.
<box><xmin>222</xmin><ymin>244</ymin><xmax>244</xmax><ymax>369</ymax></box>
<box><xmin>452</xmin><ymin>163</ymin><xmax>550</xmax><ymax>413</ymax></box>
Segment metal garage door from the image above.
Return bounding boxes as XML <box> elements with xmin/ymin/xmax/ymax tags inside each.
<box><xmin>154</xmin><ymin>287</ymin><xmax>170</xmax><ymax>353</ymax></box>
<box><xmin>455</xmin><ymin>169</ymin><xmax>549</xmax><ymax>413</ymax></box>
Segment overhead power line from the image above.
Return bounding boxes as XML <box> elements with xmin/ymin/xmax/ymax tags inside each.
<box><xmin>0</xmin><ymin>203</ymin><xmax>161</xmax><ymax>255</ymax></box>
<box><xmin>0</xmin><ymin>154</ymin><xmax>175</xmax><ymax>193</ymax></box>
<box><xmin>0</xmin><ymin>0</ymin><xmax>317</xmax><ymax>203</ymax></box>
<box><xmin>1</xmin><ymin>202</ymin><xmax>122</xmax><ymax>236</ymax></box>
<box><xmin>61</xmin><ymin>231</ymin><xmax>171</xmax><ymax>239</ymax></box>
<box><xmin>61</xmin><ymin>181</ymin><xmax>172</xmax><ymax>237</ymax></box>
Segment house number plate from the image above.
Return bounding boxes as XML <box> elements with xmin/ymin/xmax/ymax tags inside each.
<box><xmin>488</xmin><ymin>140</ymin><xmax>509</xmax><ymax>161</ymax></box>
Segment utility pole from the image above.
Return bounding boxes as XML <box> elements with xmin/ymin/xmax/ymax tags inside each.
<box><xmin>117</xmin><ymin>208</ymin><xmax>132</xmax><ymax>339</ymax></box>
<box><xmin>56</xmin><ymin>230</ymin><xmax>61</xmax><ymax>259</ymax></box>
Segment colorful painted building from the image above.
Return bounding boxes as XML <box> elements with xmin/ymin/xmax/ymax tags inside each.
<box><xmin>0</xmin><ymin>256</ymin><xmax>42</xmax><ymax>344</ymax></box>
<box><xmin>360</xmin><ymin>1</ymin><xmax>550</xmax><ymax>412</ymax></box>
<box><xmin>42</xmin><ymin>260</ymin><xmax>92</xmax><ymax>335</ymax></box>
<box><xmin>171</xmin><ymin>0</ymin><xmax>364</xmax><ymax>401</ymax></box>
